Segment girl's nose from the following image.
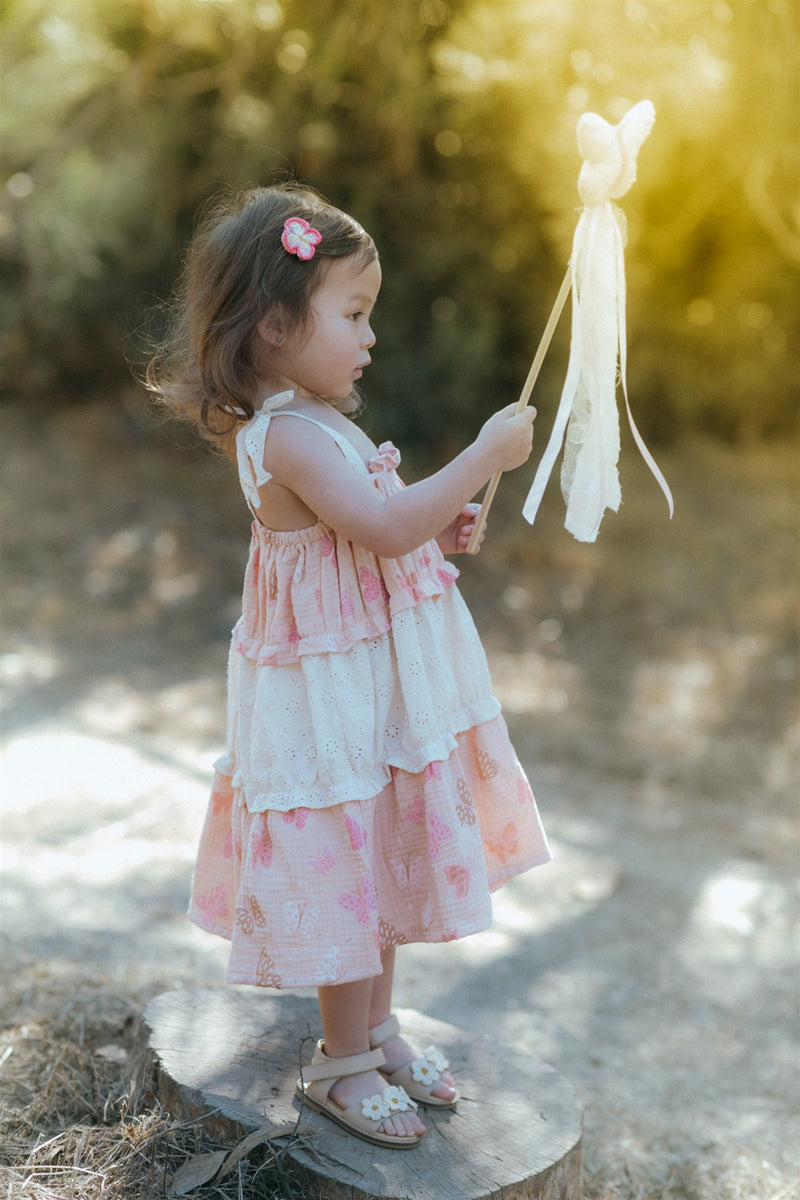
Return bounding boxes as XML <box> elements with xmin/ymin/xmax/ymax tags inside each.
<box><xmin>363</xmin><ymin>322</ymin><xmax>376</xmax><ymax>349</ymax></box>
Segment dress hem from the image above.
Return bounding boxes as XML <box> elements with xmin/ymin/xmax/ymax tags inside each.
<box><xmin>188</xmin><ymin>910</ymin><xmax>495</xmax><ymax>990</ymax></box>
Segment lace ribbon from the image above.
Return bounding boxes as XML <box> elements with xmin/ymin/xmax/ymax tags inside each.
<box><xmin>522</xmin><ymin>101</ymin><xmax>673</xmax><ymax>542</ymax></box>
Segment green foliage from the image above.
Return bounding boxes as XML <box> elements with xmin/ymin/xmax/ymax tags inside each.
<box><xmin>1</xmin><ymin>0</ymin><xmax>797</xmax><ymax>444</ymax></box>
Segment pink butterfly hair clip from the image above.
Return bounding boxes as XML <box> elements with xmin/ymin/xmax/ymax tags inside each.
<box><xmin>281</xmin><ymin>216</ymin><xmax>322</xmax><ymax>261</ymax></box>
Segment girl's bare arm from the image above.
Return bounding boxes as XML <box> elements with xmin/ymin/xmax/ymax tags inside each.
<box><xmin>261</xmin><ymin>404</ymin><xmax>535</xmax><ymax>558</ymax></box>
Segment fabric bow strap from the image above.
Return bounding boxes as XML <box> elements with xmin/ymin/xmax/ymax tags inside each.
<box><xmin>522</xmin><ymin>100</ymin><xmax>673</xmax><ymax>542</ymax></box>
<box><xmin>234</xmin><ymin>390</ymin><xmax>295</xmax><ymax>512</ymax></box>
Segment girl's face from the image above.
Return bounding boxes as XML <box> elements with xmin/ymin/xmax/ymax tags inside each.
<box><xmin>269</xmin><ymin>255</ymin><xmax>381</xmax><ymax>402</ymax></box>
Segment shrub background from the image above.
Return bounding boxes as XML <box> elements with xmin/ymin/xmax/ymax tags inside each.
<box><xmin>1</xmin><ymin>0</ymin><xmax>797</xmax><ymax>448</ymax></box>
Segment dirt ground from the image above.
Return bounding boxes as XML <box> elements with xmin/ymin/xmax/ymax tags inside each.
<box><xmin>1</xmin><ymin>396</ymin><xmax>798</xmax><ymax>1199</ymax></box>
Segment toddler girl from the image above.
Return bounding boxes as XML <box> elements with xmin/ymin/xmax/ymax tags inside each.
<box><xmin>148</xmin><ymin>183</ymin><xmax>550</xmax><ymax>1149</ymax></box>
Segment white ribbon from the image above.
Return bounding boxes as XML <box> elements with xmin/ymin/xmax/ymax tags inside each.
<box><xmin>523</xmin><ymin>100</ymin><xmax>673</xmax><ymax>542</ymax></box>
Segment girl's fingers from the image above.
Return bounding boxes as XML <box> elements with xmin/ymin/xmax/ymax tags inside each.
<box><xmin>459</xmin><ymin>522</ymin><xmax>484</xmax><ymax>548</ymax></box>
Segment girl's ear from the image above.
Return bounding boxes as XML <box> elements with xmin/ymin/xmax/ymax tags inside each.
<box><xmin>256</xmin><ymin>312</ymin><xmax>286</xmax><ymax>348</ymax></box>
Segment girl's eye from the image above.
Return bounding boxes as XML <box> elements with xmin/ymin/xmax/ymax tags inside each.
<box><xmin>349</xmin><ymin>312</ymin><xmax>363</xmax><ymax>321</ymax></box>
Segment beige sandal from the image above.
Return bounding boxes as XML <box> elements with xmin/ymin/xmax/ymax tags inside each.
<box><xmin>296</xmin><ymin>1041</ymin><xmax>422</xmax><ymax>1149</ymax></box>
<box><xmin>368</xmin><ymin>1015</ymin><xmax>459</xmax><ymax>1109</ymax></box>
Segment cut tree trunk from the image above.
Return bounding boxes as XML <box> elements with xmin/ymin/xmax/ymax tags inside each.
<box><xmin>142</xmin><ymin>988</ymin><xmax>583</xmax><ymax>1200</ymax></box>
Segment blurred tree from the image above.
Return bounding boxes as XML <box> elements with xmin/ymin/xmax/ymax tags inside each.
<box><xmin>0</xmin><ymin>0</ymin><xmax>797</xmax><ymax>445</ymax></box>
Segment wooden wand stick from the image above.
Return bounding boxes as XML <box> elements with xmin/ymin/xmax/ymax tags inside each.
<box><xmin>466</xmin><ymin>264</ymin><xmax>573</xmax><ymax>556</ymax></box>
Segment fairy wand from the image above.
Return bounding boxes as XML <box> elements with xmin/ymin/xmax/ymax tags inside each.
<box><xmin>466</xmin><ymin>100</ymin><xmax>673</xmax><ymax>553</ymax></box>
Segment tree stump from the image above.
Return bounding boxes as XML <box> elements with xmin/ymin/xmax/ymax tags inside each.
<box><xmin>143</xmin><ymin>988</ymin><xmax>583</xmax><ymax>1200</ymax></box>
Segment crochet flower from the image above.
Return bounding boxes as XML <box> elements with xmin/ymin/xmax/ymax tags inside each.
<box><xmin>423</xmin><ymin>1045</ymin><xmax>449</xmax><ymax>1073</ymax></box>
<box><xmin>410</xmin><ymin>1045</ymin><xmax>450</xmax><ymax>1085</ymax></box>
<box><xmin>361</xmin><ymin>1093</ymin><xmax>391</xmax><ymax>1121</ymax></box>
<box><xmin>383</xmin><ymin>1085</ymin><xmax>416</xmax><ymax>1112</ymax></box>
<box><xmin>281</xmin><ymin>217</ymin><xmax>322</xmax><ymax>260</ymax></box>
<box><xmin>410</xmin><ymin>1056</ymin><xmax>440</xmax><ymax>1085</ymax></box>
<box><xmin>368</xmin><ymin>442</ymin><xmax>401</xmax><ymax>474</ymax></box>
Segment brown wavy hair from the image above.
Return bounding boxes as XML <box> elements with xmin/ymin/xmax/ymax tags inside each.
<box><xmin>146</xmin><ymin>183</ymin><xmax>376</xmax><ymax>455</ymax></box>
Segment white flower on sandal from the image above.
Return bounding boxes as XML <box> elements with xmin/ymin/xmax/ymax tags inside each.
<box><xmin>383</xmin><ymin>1085</ymin><xmax>416</xmax><ymax>1112</ymax></box>
<box><xmin>361</xmin><ymin>1085</ymin><xmax>416</xmax><ymax>1121</ymax></box>
<box><xmin>362</xmin><ymin>1094</ymin><xmax>391</xmax><ymax>1121</ymax></box>
<box><xmin>411</xmin><ymin>1059</ymin><xmax>438</xmax><ymax>1085</ymax></box>
<box><xmin>423</xmin><ymin>1045</ymin><xmax>449</xmax><ymax>1073</ymax></box>
<box><xmin>411</xmin><ymin>1045</ymin><xmax>449</xmax><ymax>1085</ymax></box>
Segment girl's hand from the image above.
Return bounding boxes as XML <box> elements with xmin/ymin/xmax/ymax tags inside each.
<box><xmin>437</xmin><ymin>503</ymin><xmax>483</xmax><ymax>555</ymax></box>
<box><xmin>476</xmin><ymin>404</ymin><xmax>536</xmax><ymax>473</ymax></box>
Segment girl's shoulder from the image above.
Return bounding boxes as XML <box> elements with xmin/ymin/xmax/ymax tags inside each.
<box><xmin>267</xmin><ymin>399</ymin><xmax>377</xmax><ymax>464</ymax></box>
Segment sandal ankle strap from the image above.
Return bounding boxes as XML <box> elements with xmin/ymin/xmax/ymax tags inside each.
<box><xmin>304</xmin><ymin>1042</ymin><xmax>386</xmax><ymax>1084</ymax></box>
<box><xmin>368</xmin><ymin>1014</ymin><xmax>400</xmax><ymax>1048</ymax></box>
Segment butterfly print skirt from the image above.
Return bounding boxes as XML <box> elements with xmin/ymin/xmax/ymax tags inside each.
<box><xmin>189</xmin><ymin>713</ymin><xmax>550</xmax><ymax>989</ymax></box>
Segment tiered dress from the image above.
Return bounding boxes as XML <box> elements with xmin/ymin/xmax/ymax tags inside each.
<box><xmin>189</xmin><ymin>398</ymin><xmax>550</xmax><ymax>989</ymax></box>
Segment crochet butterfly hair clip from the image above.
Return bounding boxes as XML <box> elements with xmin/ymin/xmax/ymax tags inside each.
<box><xmin>281</xmin><ymin>216</ymin><xmax>322</xmax><ymax>261</ymax></box>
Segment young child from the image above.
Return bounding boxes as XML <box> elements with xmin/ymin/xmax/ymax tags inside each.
<box><xmin>148</xmin><ymin>183</ymin><xmax>550</xmax><ymax>1149</ymax></box>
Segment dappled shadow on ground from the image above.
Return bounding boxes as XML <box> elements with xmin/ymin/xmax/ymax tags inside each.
<box><xmin>1</xmin><ymin>398</ymin><xmax>798</xmax><ymax>1199</ymax></box>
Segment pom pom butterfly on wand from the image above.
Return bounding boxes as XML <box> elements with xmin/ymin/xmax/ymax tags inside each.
<box><xmin>467</xmin><ymin>100</ymin><xmax>673</xmax><ymax>552</ymax></box>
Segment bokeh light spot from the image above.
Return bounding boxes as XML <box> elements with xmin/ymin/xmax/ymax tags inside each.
<box><xmin>6</xmin><ymin>172</ymin><xmax>34</xmax><ymax>199</ymax></box>
<box><xmin>431</xmin><ymin>296</ymin><xmax>457</xmax><ymax>323</ymax></box>
<box><xmin>434</xmin><ymin>128</ymin><xmax>462</xmax><ymax>157</ymax></box>
<box><xmin>687</xmin><ymin>298</ymin><xmax>715</xmax><ymax>327</ymax></box>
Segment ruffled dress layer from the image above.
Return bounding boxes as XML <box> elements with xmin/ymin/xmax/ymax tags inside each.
<box><xmin>189</xmin><ymin>403</ymin><xmax>550</xmax><ymax>988</ymax></box>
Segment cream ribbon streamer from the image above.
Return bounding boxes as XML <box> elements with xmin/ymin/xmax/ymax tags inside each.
<box><xmin>522</xmin><ymin>100</ymin><xmax>673</xmax><ymax>542</ymax></box>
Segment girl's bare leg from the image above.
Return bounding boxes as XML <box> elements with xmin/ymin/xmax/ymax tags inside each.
<box><xmin>317</xmin><ymin>973</ymin><xmax>427</xmax><ymax>1138</ymax></box>
<box><xmin>367</xmin><ymin>947</ymin><xmax>457</xmax><ymax>1103</ymax></box>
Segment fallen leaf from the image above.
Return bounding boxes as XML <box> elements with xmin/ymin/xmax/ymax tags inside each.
<box><xmin>167</xmin><ymin>1150</ymin><xmax>228</xmax><ymax>1195</ymax></box>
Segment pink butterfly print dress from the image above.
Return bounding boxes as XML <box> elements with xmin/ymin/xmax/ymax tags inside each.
<box><xmin>188</xmin><ymin>398</ymin><xmax>550</xmax><ymax>988</ymax></box>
